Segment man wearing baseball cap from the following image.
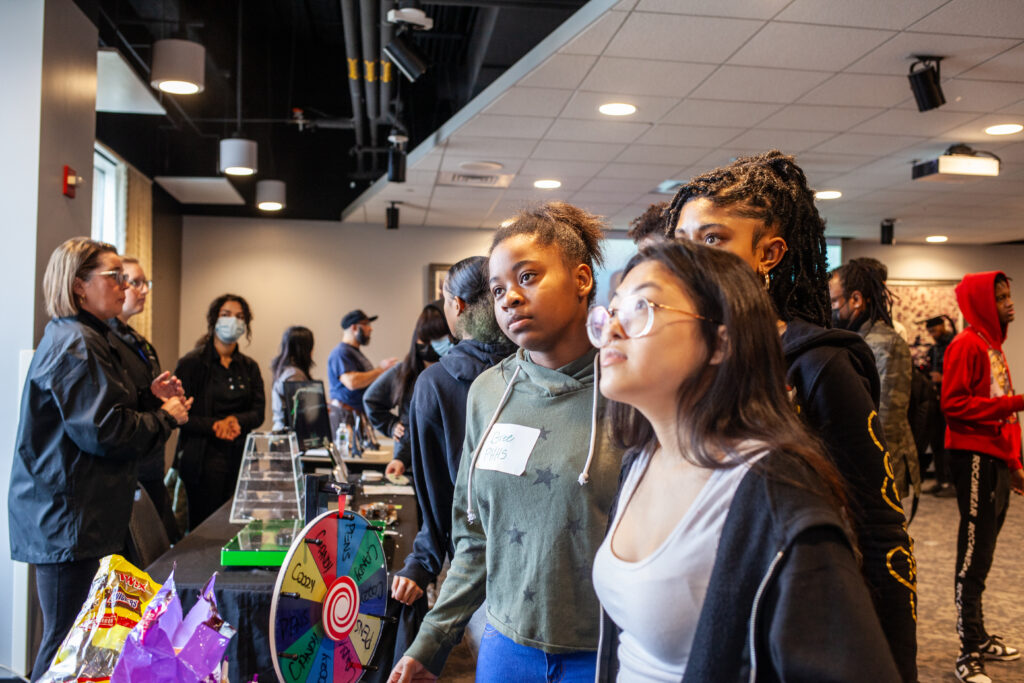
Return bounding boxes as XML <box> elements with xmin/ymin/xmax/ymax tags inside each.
<box><xmin>328</xmin><ymin>309</ymin><xmax>398</xmax><ymax>413</ymax></box>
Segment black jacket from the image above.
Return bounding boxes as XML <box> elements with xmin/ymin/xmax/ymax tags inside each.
<box><xmin>108</xmin><ymin>318</ymin><xmax>167</xmax><ymax>481</ymax></box>
<box><xmin>395</xmin><ymin>339</ymin><xmax>513</xmax><ymax>587</ymax></box>
<box><xmin>363</xmin><ymin>364</ymin><xmax>411</xmax><ymax>467</ymax></box>
<box><xmin>9</xmin><ymin>312</ymin><xmax>177</xmax><ymax>563</ymax></box>
<box><xmin>596</xmin><ymin>450</ymin><xmax>900</xmax><ymax>682</ymax></box>
<box><xmin>173</xmin><ymin>341</ymin><xmax>265</xmax><ymax>467</ymax></box>
<box><xmin>781</xmin><ymin>317</ymin><xmax>916</xmax><ymax>681</ymax></box>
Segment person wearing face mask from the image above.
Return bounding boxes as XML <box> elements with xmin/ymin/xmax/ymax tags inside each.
<box><xmin>174</xmin><ymin>294</ymin><xmax>265</xmax><ymax>530</ymax></box>
<box><xmin>108</xmin><ymin>257</ymin><xmax>181</xmax><ymax>541</ymax></box>
<box><xmin>363</xmin><ymin>304</ymin><xmax>454</xmax><ymax>477</ymax></box>
<box><xmin>830</xmin><ymin>259</ymin><xmax>920</xmax><ymax>503</ymax></box>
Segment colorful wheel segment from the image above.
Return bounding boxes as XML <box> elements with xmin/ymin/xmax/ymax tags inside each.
<box><xmin>270</xmin><ymin>510</ymin><xmax>388</xmax><ymax>683</ymax></box>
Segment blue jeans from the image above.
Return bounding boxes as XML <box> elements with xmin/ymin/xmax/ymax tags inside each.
<box><xmin>476</xmin><ymin>623</ymin><xmax>597</xmax><ymax>683</ymax></box>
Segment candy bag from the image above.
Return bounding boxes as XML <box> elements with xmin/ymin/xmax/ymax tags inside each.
<box><xmin>39</xmin><ymin>555</ymin><xmax>161</xmax><ymax>683</ymax></box>
<box><xmin>111</xmin><ymin>570</ymin><xmax>236</xmax><ymax>683</ymax></box>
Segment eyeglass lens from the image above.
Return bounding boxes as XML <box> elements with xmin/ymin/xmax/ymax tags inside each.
<box><xmin>587</xmin><ymin>295</ymin><xmax>652</xmax><ymax>345</ymax></box>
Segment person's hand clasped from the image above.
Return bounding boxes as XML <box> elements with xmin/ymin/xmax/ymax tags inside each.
<box><xmin>213</xmin><ymin>415</ymin><xmax>242</xmax><ymax>441</ymax></box>
<box><xmin>392</xmin><ymin>423</ymin><xmax>406</xmax><ymax>440</ymax></box>
<box><xmin>150</xmin><ymin>371</ymin><xmax>185</xmax><ymax>401</ymax></box>
<box><xmin>385</xmin><ymin>459</ymin><xmax>406</xmax><ymax>477</ymax></box>
<box><xmin>1010</xmin><ymin>468</ymin><xmax>1024</xmax><ymax>496</ymax></box>
<box><xmin>390</xmin><ymin>575</ymin><xmax>423</xmax><ymax>606</ymax></box>
<box><xmin>161</xmin><ymin>396</ymin><xmax>190</xmax><ymax>425</ymax></box>
<box><xmin>388</xmin><ymin>655</ymin><xmax>436</xmax><ymax>683</ymax></box>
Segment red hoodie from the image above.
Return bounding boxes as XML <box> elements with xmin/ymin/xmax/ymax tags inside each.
<box><xmin>941</xmin><ymin>271</ymin><xmax>1023</xmax><ymax>467</ymax></box>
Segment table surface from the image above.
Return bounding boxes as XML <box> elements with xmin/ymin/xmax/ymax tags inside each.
<box><xmin>146</xmin><ymin>483</ymin><xmax>417</xmax><ymax>683</ymax></box>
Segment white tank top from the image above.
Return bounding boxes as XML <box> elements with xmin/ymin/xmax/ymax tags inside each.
<box><xmin>592</xmin><ymin>449</ymin><xmax>761</xmax><ymax>682</ymax></box>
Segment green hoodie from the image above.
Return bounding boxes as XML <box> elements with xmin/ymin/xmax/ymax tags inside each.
<box><xmin>404</xmin><ymin>347</ymin><xmax>622</xmax><ymax>673</ymax></box>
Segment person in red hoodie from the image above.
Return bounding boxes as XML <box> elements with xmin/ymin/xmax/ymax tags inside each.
<box><xmin>942</xmin><ymin>271</ymin><xmax>1022</xmax><ymax>683</ymax></box>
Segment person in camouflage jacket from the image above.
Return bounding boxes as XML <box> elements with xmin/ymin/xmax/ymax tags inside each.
<box><xmin>831</xmin><ymin>259</ymin><xmax>920</xmax><ymax>499</ymax></box>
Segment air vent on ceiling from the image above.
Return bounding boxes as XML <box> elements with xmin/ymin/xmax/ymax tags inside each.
<box><xmin>437</xmin><ymin>171</ymin><xmax>514</xmax><ymax>188</ymax></box>
<box><xmin>654</xmin><ymin>180</ymin><xmax>686</xmax><ymax>195</ymax></box>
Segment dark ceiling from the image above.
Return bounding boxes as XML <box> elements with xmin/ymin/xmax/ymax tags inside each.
<box><xmin>73</xmin><ymin>0</ymin><xmax>587</xmax><ymax>220</ymax></box>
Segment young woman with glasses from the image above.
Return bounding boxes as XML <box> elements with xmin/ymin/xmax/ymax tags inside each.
<box><xmin>589</xmin><ymin>240</ymin><xmax>898</xmax><ymax>681</ymax></box>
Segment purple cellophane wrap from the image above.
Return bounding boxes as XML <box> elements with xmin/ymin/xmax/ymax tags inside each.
<box><xmin>111</xmin><ymin>570</ymin><xmax>236</xmax><ymax>683</ymax></box>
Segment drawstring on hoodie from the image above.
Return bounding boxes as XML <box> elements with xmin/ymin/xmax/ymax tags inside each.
<box><xmin>465</xmin><ymin>354</ymin><xmax>602</xmax><ymax>523</ymax></box>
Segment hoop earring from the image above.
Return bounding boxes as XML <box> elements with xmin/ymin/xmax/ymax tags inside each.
<box><xmin>761</xmin><ymin>269</ymin><xmax>770</xmax><ymax>290</ymax></box>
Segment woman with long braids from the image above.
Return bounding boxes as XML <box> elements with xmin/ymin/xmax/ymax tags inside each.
<box><xmin>669</xmin><ymin>150</ymin><xmax>917</xmax><ymax>682</ymax></box>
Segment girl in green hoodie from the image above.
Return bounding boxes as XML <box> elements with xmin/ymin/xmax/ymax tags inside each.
<box><xmin>389</xmin><ymin>202</ymin><xmax>623</xmax><ymax>682</ymax></box>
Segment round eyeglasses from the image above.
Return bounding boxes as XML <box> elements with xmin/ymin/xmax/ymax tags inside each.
<box><xmin>128</xmin><ymin>278</ymin><xmax>153</xmax><ymax>291</ymax></box>
<box><xmin>586</xmin><ymin>294</ymin><xmax>713</xmax><ymax>347</ymax></box>
<box><xmin>95</xmin><ymin>270</ymin><xmax>130</xmax><ymax>286</ymax></box>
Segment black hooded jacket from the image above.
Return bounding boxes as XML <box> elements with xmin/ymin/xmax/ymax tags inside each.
<box><xmin>9</xmin><ymin>311</ymin><xmax>177</xmax><ymax>563</ymax></box>
<box><xmin>395</xmin><ymin>339</ymin><xmax>514</xmax><ymax>587</ymax></box>
<box><xmin>781</xmin><ymin>317</ymin><xmax>916</xmax><ymax>681</ymax></box>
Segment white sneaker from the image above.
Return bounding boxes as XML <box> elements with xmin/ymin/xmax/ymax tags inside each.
<box><xmin>956</xmin><ymin>653</ymin><xmax>992</xmax><ymax>683</ymax></box>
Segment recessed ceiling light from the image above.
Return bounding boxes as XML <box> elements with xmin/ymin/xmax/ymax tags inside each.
<box><xmin>534</xmin><ymin>179</ymin><xmax>561</xmax><ymax>189</ymax></box>
<box><xmin>500</xmin><ymin>218</ymin><xmax>514</xmax><ymax>228</ymax></box>
<box><xmin>598</xmin><ymin>102</ymin><xmax>637</xmax><ymax>116</ymax></box>
<box><xmin>815</xmin><ymin>190</ymin><xmax>842</xmax><ymax>200</ymax></box>
<box><xmin>926</xmin><ymin>235</ymin><xmax>948</xmax><ymax>243</ymax></box>
<box><xmin>459</xmin><ymin>160</ymin><xmax>504</xmax><ymax>172</ymax></box>
<box><xmin>985</xmin><ymin>123</ymin><xmax>1023</xmax><ymax>136</ymax></box>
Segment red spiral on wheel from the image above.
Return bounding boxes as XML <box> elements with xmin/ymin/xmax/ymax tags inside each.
<box><xmin>322</xmin><ymin>575</ymin><xmax>360</xmax><ymax>641</ymax></box>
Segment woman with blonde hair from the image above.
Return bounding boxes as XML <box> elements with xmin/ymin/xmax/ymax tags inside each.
<box><xmin>9</xmin><ymin>238</ymin><xmax>190</xmax><ymax>680</ymax></box>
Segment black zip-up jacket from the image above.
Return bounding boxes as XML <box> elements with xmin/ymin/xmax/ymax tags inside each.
<box><xmin>596</xmin><ymin>450</ymin><xmax>900</xmax><ymax>682</ymax></box>
<box><xmin>395</xmin><ymin>339</ymin><xmax>514</xmax><ymax>588</ymax></box>
<box><xmin>108</xmin><ymin>318</ymin><xmax>167</xmax><ymax>481</ymax></box>
<box><xmin>363</xmin><ymin>364</ymin><xmax>412</xmax><ymax>468</ymax></box>
<box><xmin>173</xmin><ymin>341</ymin><xmax>265</xmax><ymax>467</ymax></box>
<box><xmin>9</xmin><ymin>311</ymin><xmax>177</xmax><ymax>564</ymax></box>
<box><xmin>781</xmin><ymin>317</ymin><xmax>916</xmax><ymax>682</ymax></box>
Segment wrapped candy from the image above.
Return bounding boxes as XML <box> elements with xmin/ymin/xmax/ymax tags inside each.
<box><xmin>111</xmin><ymin>570</ymin><xmax>236</xmax><ymax>683</ymax></box>
<box><xmin>39</xmin><ymin>555</ymin><xmax>161</xmax><ymax>683</ymax></box>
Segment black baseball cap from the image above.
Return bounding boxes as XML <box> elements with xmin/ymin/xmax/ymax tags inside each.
<box><xmin>341</xmin><ymin>309</ymin><xmax>378</xmax><ymax>329</ymax></box>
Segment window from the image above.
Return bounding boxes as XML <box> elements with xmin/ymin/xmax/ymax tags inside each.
<box><xmin>91</xmin><ymin>144</ymin><xmax>126</xmax><ymax>251</ymax></box>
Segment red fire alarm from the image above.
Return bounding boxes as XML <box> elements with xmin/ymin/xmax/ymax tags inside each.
<box><xmin>63</xmin><ymin>165</ymin><xmax>80</xmax><ymax>198</ymax></box>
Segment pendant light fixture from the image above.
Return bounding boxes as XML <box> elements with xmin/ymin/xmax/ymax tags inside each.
<box><xmin>218</xmin><ymin>1</ymin><xmax>257</xmax><ymax>177</ymax></box>
<box><xmin>150</xmin><ymin>39</ymin><xmax>206</xmax><ymax>94</ymax></box>
<box><xmin>256</xmin><ymin>180</ymin><xmax>286</xmax><ymax>211</ymax></box>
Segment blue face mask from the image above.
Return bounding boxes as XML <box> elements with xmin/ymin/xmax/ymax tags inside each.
<box><xmin>215</xmin><ymin>317</ymin><xmax>246</xmax><ymax>344</ymax></box>
<box><xmin>430</xmin><ymin>336</ymin><xmax>455</xmax><ymax>358</ymax></box>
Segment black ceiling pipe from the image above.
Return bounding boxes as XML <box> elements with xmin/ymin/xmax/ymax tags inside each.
<box><xmin>380</xmin><ymin>0</ymin><xmax>396</xmax><ymax>122</ymax></box>
<box><xmin>360</xmin><ymin>0</ymin><xmax>380</xmax><ymax>154</ymax></box>
<box><xmin>340</xmin><ymin>0</ymin><xmax>368</xmax><ymax>172</ymax></box>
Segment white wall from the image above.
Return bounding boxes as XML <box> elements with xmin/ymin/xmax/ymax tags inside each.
<box><xmin>179</xmin><ymin>217</ymin><xmax>496</xmax><ymax>425</ymax></box>
<box><xmin>844</xmin><ymin>241</ymin><xmax>1024</xmax><ymax>381</ymax></box>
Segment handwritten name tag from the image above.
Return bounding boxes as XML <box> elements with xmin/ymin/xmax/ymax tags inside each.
<box><xmin>476</xmin><ymin>423</ymin><xmax>540</xmax><ymax>476</ymax></box>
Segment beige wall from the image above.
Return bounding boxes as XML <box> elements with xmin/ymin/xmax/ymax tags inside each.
<box><xmin>843</xmin><ymin>241</ymin><xmax>1024</xmax><ymax>379</ymax></box>
<box><xmin>179</xmin><ymin>216</ymin><xmax>495</xmax><ymax>427</ymax></box>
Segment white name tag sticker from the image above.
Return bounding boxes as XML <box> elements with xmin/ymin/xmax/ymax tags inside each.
<box><xmin>476</xmin><ymin>423</ymin><xmax>540</xmax><ymax>476</ymax></box>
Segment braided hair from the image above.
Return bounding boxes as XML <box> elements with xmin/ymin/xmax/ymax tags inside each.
<box><xmin>665</xmin><ymin>150</ymin><xmax>831</xmax><ymax>326</ymax></box>
<box><xmin>832</xmin><ymin>259</ymin><xmax>895</xmax><ymax>328</ymax></box>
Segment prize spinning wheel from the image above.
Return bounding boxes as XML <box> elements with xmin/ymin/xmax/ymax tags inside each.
<box><xmin>270</xmin><ymin>510</ymin><xmax>388</xmax><ymax>683</ymax></box>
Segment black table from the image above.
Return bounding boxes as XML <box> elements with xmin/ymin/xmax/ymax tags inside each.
<box><xmin>146</xmin><ymin>487</ymin><xmax>418</xmax><ymax>683</ymax></box>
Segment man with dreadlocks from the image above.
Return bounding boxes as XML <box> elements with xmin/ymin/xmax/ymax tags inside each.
<box><xmin>669</xmin><ymin>150</ymin><xmax>917</xmax><ymax>682</ymax></box>
<box><xmin>831</xmin><ymin>259</ymin><xmax>921</xmax><ymax>501</ymax></box>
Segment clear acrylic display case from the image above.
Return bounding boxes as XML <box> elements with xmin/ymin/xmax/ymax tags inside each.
<box><xmin>229</xmin><ymin>431</ymin><xmax>304</xmax><ymax>523</ymax></box>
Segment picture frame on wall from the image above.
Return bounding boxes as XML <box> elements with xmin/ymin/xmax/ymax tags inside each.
<box><xmin>427</xmin><ymin>263</ymin><xmax>452</xmax><ymax>304</ymax></box>
<box><xmin>888</xmin><ymin>278</ymin><xmax>962</xmax><ymax>367</ymax></box>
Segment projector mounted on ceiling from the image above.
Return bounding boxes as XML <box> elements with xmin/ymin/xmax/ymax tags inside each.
<box><xmin>912</xmin><ymin>144</ymin><xmax>1000</xmax><ymax>183</ymax></box>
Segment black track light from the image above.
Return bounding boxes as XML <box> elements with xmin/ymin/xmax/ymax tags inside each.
<box><xmin>908</xmin><ymin>56</ymin><xmax>945</xmax><ymax>112</ymax></box>
<box><xmin>388</xmin><ymin>146</ymin><xmax>407</xmax><ymax>183</ymax></box>
<box><xmin>881</xmin><ymin>219</ymin><xmax>895</xmax><ymax>245</ymax></box>
<box><xmin>383</xmin><ymin>33</ymin><xmax>429</xmax><ymax>83</ymax></box>
<box><xmin>387</xmin><ymin>202</ymin><xmax>400</xmax><ymax>230</ymax></box>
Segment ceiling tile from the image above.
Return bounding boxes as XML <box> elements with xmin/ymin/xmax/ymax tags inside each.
<box><xmin>154</xmin><ymin>177</ymin><xmax>244</xmax><ymax>205</ymax></box>
<box><xmin>580</xmin><ymin>177</ymin><xmax>661</xmax><ymax>194</ymax></box>
<box><xmin>96</xmin><ymin>49</ymin><xmax>166</xmax><ymax>115</ymax></box>
<box><xmin>851</xmin><ymin>109</ymin><xmax>982</xmax><ymax>136</ymax></box>
<box><xmin>443</xmin><ymin>135</ymin><xmax>535</xmax><ymax>158</ymax></box>
<box><xmin>915</xmin><ymin>79</ymin><xmax>1024</xmax><ymax>113</ymax></box>
<box><xmin>614</xmin><ymin>144</ymin><xmax>710</xmax><ymax>165</ymax></box>
<box><xmin>792</xmin><ymin>151</ymin><xmax>878</xmax><ymax>174</ymax></box>
<box><xmin>439</xmin><ymin>155</ymin><xmax>526</xmax><ymax>174</ymax></box>
<box><xmin>560</xmin><ymin>91</ymin><xmax>680</xmax><ymax>122</ymax></box>
<box><xmin>613</xmin><ymin>0</ymin><xmax>638</xmax><ymax>9</ymax></box>
<box><xmin>634</xmin><ymin>0</ymin><xmax>791</xmax><ymax>19</ymax></box>
<box><xmin>908</xmin><ymin>0</ymin><xmax>1024</xmax><ymax>39</ymax></box>
<box><xmin>579</xmin><ymin>57</ymin><xmax>716</xmax><ymax>96</ymax></box>
<box><xmin>410</xmin><ymin>149</ymin><xmax>444</xmax><ymax>172</ymax></box>
<box><xmin>605</xmin><ymin>12</ymin><xmax>763</xmax><ymax>63</ymax></box>
<box><xmin>661</xmin><ymin>99</ymin><xmax>782</xmax><ymax>127</ymax></box>
<box><xmin>517</xmin><ymin>54</ymin><xmax>597</xmax><ymax>89</ymax></box>
<box><xmin>596</xmin><ymin>163</ymin><xmax>687</xmax><ymax>180</ymax></box>
<box><xmin>935</xmin><ymin>114</ymin><xmax>1024</xmax><ymax>143</ymax></box>
<box><xmin>727</xmin><ymin>128</ymin><xmax>835</xmax><ymax>152</ymax></box>
<box><xmin>813</xmin><ymin>132</ymin><xmax>929</xmax><ymax>155</ymax></box>
<box><xmin>530</xmin><ymin>140</ymin><xmax>627</xmax><ymax>162</ymax></box>
<box><xmin>635</xmin><ymin>124</ymin><xmax>744</xmax><ymax>147</ymax></box>
<box><xmin>690</xmin><ymin>66</ymin><xmax>832</xmax><ymax>103</ymax></box>
<box><xmin>799</xmin><ymin>73</ymin><xmax>911</xmax><ymax>107</ymax></box>
<box><xmin>694</xmin><ymin>147</ymin><xmax>779</xmax><ymax>168</ymax></box>
<box><xmin>757</xmin><ymin>104</ymin><xmax>885</xmax><ymax>131</ymax></box>
<box><xmin>483</xmin><ymin>87</ymin><xmax>574</xmax><ymax>117</ymax></box>
<box><xmin>507</xmin><ymin>174</ymin><xmax>591</xmax><ymax>191</ymax></box>
<box><xmin>544</xmin><ymin>118</ymin><xmax>651</xmax><ymax>143</ymax></box>
<box><xmin>959</xmin><ymin>42</ymin><xmax>1024</xmax><ymax>82</ymax></box>
<box><xmin>424</xmin><ymin>211</ymin><xmax>485</xmax><ymax>229</ymax></box>
<box><xmin>728</xmin><ymin>23</ymin><xmax>894</xmax><ymax>71</ymax></box>
<box><xmin>775</xmin><ymin>0</ymin><xmax>948</xmax><ymax>30</ymax></box>
<box><xmin>456</xmin><ymin>114</ymin><xmax>553</xmax><ymax>139</ymax></box>
<box><xmin>428</xmin><ymin>186</ymin><xmax>503</xmax><ymax>203</ymax></box>
<box><xmin>518</xmin><ymin>159</ymin><xmax>608</xmax><ymax>177</ymax></box>
<box><xmin>571</xmin><ymin>190</ymin><xmax>649</xmax><ymax>205</ymax></box>
<box><xmin>845</xmin><ymin>33</ymin><xmax>1019</xmax><ymax>77</ymax></box>
<box><xmin>559</xmin><ymin>11</ymin><xmax>628</xmax><ymax>56</ymax></box>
